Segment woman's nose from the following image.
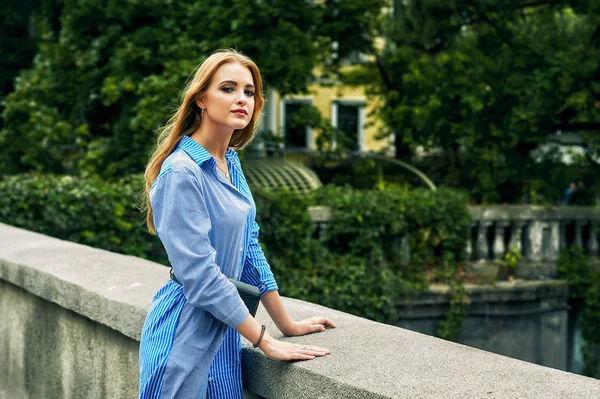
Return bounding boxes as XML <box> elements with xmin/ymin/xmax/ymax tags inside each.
<box><xmin>236</xmin><ymin>90</ymin><xmax>247</xmax><ymax>104</ymax></box>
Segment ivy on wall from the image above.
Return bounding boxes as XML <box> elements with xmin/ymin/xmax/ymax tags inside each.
<box><xmin>557</xmin><ymin>246</ymin><xmax>600</xmax><ymax>378</ymax></box>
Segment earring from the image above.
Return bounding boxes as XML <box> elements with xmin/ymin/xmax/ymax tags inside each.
<box><xmin>200</xmin><ymin>108</ymin><xmax>204</xmax><ymax>118</ymax></box>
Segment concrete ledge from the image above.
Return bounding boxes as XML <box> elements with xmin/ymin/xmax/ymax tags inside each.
<box><xmin>0</xmin><ymin>223</ymin><xmax>167</xmax><ymax>341</ymax></box>
<box><xmin>1</xmin><ymin>223</ymin><xmax>599</xmax><ymax>398</ymax></box>
<box><xmin>244</xmin><ymin>299</ymin><xmax>599</xmax><ymax>398</ymax></box>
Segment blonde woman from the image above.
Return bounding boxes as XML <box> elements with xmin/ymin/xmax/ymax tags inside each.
<box><xmin>139</xmin><ymin>49</ymin><xmax>335</xmax><ymax>398</ymax></box>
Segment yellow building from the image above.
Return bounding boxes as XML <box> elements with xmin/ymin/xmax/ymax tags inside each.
<box><xmin>260</xmin><ymin>77</ymin><xmax>391</xmax><ymax>154</ymax></box>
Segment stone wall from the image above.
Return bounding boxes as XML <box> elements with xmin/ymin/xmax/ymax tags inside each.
<box><xmin>1</xmin><ymin>281</ymin><xmax>139</xmax><ymax>399</ymax></box>
<box><xmin>1</xmin><ymin>223</ymin><xmax>599</xmax><ymax>398</ymax></box>
<box><xmin>396</xmin><ymin>282</ymin><xmax>569</xmax><ymax>371</ymax></box>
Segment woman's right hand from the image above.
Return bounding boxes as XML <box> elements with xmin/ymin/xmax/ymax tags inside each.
<box><xmin>258</xmin><ymin>333</ymin><xmax>330</xmax><ymax>361</ymax></box>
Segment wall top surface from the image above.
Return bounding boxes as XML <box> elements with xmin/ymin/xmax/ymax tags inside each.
<box><xmin>1</xmin><ymin>223</ymin><xmax>598</xmax><ymax>398</ymax></box>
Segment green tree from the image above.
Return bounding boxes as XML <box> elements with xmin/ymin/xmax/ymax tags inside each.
<box><xmin>0</xmin><ymin>0</ymin><xmax>383</xmax><ymax>178</ymax></box>
<box><xmin>359</xmin><ymin>0</ymin><xmax>600</xmax><ymax>203</ymax></box>
<box><xmin>0</xmin><ymin>1</ymin><xmax>38</xmax><ymax>127</ymax></box>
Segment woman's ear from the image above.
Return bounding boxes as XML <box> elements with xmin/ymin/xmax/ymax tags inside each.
<box><xmin>194</xmin><ymin>94</ymin><xmax>205</xmax><ymax>110</ymax></box>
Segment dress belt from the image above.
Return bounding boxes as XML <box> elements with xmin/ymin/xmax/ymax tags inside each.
<box><xmin>169</xmin><ymin>267</ymin><xmax>182</xmax><ymax>285</ymax></box>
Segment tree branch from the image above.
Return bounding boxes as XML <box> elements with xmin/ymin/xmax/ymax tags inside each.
<box><xmin>467</xmin><ymin>0</ymin><xmax>552</xmax><ymax>62</ymax></box>
<box><xmin>374</xmin><ymin>53</ymin><xmax>392</xmax><ymax>92</ymax></box>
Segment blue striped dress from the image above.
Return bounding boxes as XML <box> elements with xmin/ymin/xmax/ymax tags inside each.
<box><xmin>139</xmin><ymin>135</ymin><xmax>278</xmax><ymax>398</ymax></box>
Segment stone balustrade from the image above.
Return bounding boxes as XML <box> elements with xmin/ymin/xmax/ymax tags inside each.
<box><xmin>467</xmin><ymin>206</ymin><xmax>599</xmax><ymax>278</ymax></box>
<box><xmin>308</xmin><ymin>205</ymin><xmax>600</xmax><ymax>279</ymax></box>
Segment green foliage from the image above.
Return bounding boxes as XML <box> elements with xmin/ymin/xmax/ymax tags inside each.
<box><xmin>315</xmin><ymin>0</ymin><xmax>386</xmax><ymax>78</ymax></box>
<box><xmin>363</xmin><ymin>1</ymin><xmax>600</xmax><ymax>203</ymax></box>
<box><xmin>254</xmin><ymin>184</ymin><xmax>471</xmax><ymax>326</ymax></box>
<box><xmin>241</xmin><ymin>187</ymin><xmax>401</xmax><ymax>321</ymax></box>
<box><xmin>500</xmin><ymin>247</ymin><xmax>523</xmax><ymax>270</ymax></box>
<box><xmin>557</xmin><ymin>246</ymin><xmax>594</xmax><ymax>300</ymax></box>
<box><xmin>582</xmin><ymin>281</ymin><xmax>600</xmax><ymax>377</ymax></box>
<box><xmin>0</xmin><ymin>173</ymin><xmax>167</xmax><ymax>264</ymax></box>
<box><xmin>497</xmin><ymin>246</ymin><xmax>523</xmax><ymax>280</ymax></box>
<box><xmin>250</xmin><ymin>187</ymin><xmax>316</xmax><ymax>274</ymax></box>
<box><xmin>252</xmin><ymin>185</ymin><xmax>411</xmax><ymax>323</ymax></box>
<box><xmin>0</xmin><ymin>0</ymin><xmax>383</xmax><ymax>177</ymax></box>
<box><xmin>0</xmin><ymin>172</ymin><xmax>471</xmax><ymax>325</ymax></box>
<box><xmin>0</xmin><ymin>1</ymin><xmax>38</xmax><ymax>119</ymax></box>
<box><xmin>257</xmin><ymin>184</ymin><xmax>472</xmax><ymax>328</ymax></box>
<box><xmin>557</xmin><ymin>246</ymin><xmax>600</xmax><ymax>377</ymax></box>
<box><xmin>435</xmin><ymin>256</ymin><xmax>469</xmax><ymax>341</ymax></box>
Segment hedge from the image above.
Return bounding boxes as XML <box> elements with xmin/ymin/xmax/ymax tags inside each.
<box><xmin>0</xmin><ymin>173</ymin><xmax>470</xmax><ymax>323</ymax></box>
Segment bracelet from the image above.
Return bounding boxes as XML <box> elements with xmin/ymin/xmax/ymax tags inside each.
<box><xmin>253</xmin><ymin>325</ymin><xmax>266</xmax><ymax>348</ymax></box>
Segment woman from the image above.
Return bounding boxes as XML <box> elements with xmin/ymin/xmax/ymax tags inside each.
<box><xmin>139</xmin><ymin>49</ymin><xmax>335</xmax><ymax>398</ymax></box>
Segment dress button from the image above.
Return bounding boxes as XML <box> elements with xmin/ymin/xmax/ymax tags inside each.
<box><xmin>239</xmin><ymin>246</ymin><xmax>243</xmax><ymax>252</ymax></box>
<box><xmin>208</xmin><ymin>377</ymin><xmax>213</xmax><ymax>382</ymax></box>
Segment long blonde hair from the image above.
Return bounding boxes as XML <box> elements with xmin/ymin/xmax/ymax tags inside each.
<box><xmin>142</xmin><ymin>49</ymin><xmax>264</xmax><ymax>234</ymax></box>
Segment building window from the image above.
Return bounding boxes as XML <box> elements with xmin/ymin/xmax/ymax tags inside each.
<box><xmin>331</xmin><ymin>100</ymin><xmax>366</xmax><ymax>152</ymax></box>
<box><xmin>280</xmin><ymin>98</ymin><xmax>313</xmax><ymax>150</ymax></box>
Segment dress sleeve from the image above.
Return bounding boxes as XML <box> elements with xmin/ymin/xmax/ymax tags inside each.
<box><xmin>240</xmin><ymin>206</ymin><xmax>279</xmax><ymax>297</ymax></box>
<box><xmin>151</xmin><ymin>170</ymin><xmax>249</xmax><ymax>328</ymax></box>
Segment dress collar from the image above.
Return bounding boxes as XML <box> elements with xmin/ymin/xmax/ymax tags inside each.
<box><xmin>178</xmin><ymin>135</ymin><xmax>237</xmax><ymax>167</ymax></box>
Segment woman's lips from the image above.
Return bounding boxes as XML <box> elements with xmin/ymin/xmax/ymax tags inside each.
<box><xmin>232</xmin><ymin>111</ymin><xmax>247</xmax><ymax>117</ymax></box>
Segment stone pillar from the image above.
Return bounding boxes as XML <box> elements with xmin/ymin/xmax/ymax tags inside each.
<box><xmin>529</xmin><ymin>221</ymin><xmax>543</xmax><ymax>263</ymax></box>
<box><xmin>308</xmin><ymin>206</ymin><xmax>332</xmax><ymax>240</ymax></box>
<box><xmin>559</xmin><ymin>222</ymin><xmax>567</xmax><ymax>250</ymax></box>
<box><xmin>465</xmin><ymin>222</ymin><xmax>476</xmax><ymax>260</ymax></box>
<box><xmin>574</xmin><ymin>221</ymin><xmax>584</xmax><ymax>248</ymax></box>
<box><xmin>548</xmin><ymin>221</ymin><xmax>560</xmax><ymax>261</ymax></box>
<box><xmin>522</xmin><ymin>220</ymin><xmax>544</xmax><ymax>262</ymax></box>
<box><xmin>588</xmin><ymin>222</ymin><xmax>599</xmax><ymax>256</ymax></box>
<box><xmin>508</xmin><ymin>221</ymin><xmax>525</xmax><ymax>254</ymax></box>
<box><xmin>493</xmin><ymin>221</ymin><xmax>509</xmax><ymax>260</ymax></box>
<box><xmin>476</xmin><ymin>221</ymin><xmax>491</xmax><ymax>260</ymax></box>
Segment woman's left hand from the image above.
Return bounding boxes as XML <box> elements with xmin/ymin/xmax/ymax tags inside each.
<box><xmin>282</xmin><ymin>317</ymin><xmax>337</xmax><ymax>337</ymax></box>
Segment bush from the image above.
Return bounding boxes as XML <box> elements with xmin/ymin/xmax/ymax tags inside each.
<box><xmin>254</xmin><ymin>184</ymin><xmax>471</xmax><ymax>323</ymax></box>
<box><xmin>0</xmin><ymin>173</ymin><xmax>166</xmax><ymax>264</ymax></box>
<box><xmin>0</xmin><ymin>173</ymin><xmax>471</xmax><ymax>324</ymax></box>
<box><xmin>311</xmin><ymin>185</ymin><xmax>470</xmax><ymax>263</ymax></box>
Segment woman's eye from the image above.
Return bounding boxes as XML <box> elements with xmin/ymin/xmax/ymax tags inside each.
<box><xmin>245</xmin><ymin>90</ymin><xmax>255</xmax><ymax>97</ymax></box>
<box><xmin>221</xmin><ymin>87</ymin><xmax>234</xmax><ymax>93</ymax></box>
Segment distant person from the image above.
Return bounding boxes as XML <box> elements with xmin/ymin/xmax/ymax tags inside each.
<box><xmin>563</xmin><ymin>182</ymin><xmax>576</xmax><ymax>205</ymax></box>
<box><xmin>139</xmin><ymin>49</ymin><xmax>335</xmax><ymax>399</ymax></box>
<box><xmin>571</xmin><ymin>180</ymin><xmax>588</xmax><ymax>205</ymax></box>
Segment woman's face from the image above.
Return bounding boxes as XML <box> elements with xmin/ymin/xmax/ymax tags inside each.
<box><xmin>197</xmin><ymin>62</ymin><xmax>256</xmax><ymax>133</ymax></box>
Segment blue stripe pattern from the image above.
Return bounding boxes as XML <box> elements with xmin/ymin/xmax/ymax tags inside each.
<box><xmin>139</xmin><ymin>282</ymin><xmax>186</xmax><ymax>398</ymax></box>
<box><xmin>139</xmin><ymin>135</ymin><xmax>278</xmax><ymax>398</ymax></box>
